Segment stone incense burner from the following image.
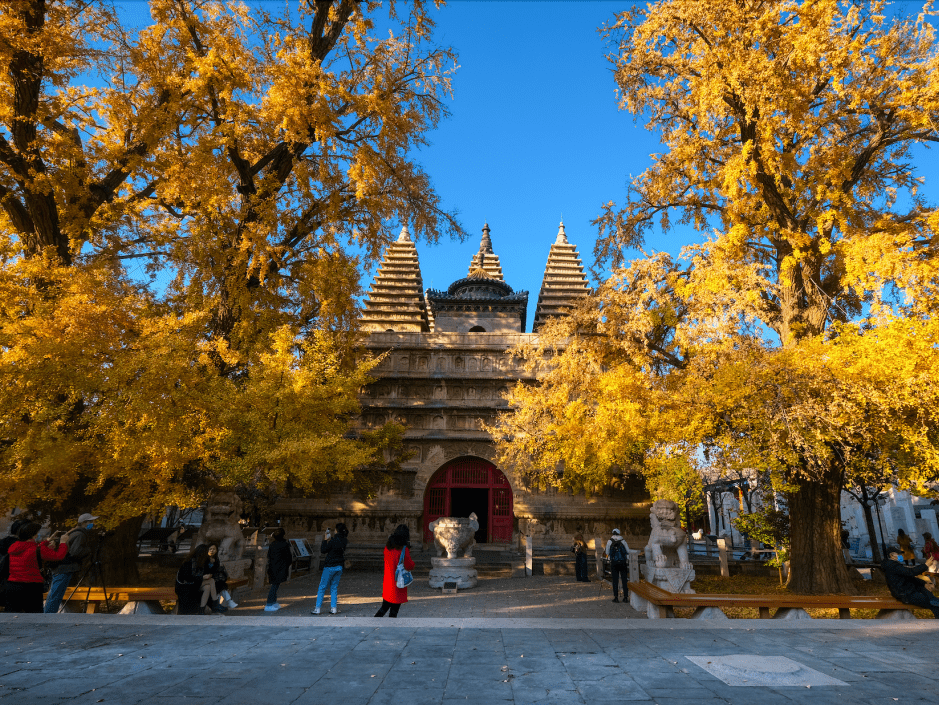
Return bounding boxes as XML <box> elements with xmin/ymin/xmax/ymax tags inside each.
<box><xmin>428</xmin><ymin>513</ymin><xmax>479</xmax><ymax>589</ymax></box>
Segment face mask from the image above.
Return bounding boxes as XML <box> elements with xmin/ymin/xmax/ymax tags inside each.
<box><xmin>86</xmin><ymin>523</ymin><xmax>94</xmax><ymax>529</ymax></box>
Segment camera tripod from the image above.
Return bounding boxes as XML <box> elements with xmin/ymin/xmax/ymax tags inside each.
<box><xmin>60</xmin><ymin>534</ymin><xmax>111</xmax><ymax>614</ymax></box>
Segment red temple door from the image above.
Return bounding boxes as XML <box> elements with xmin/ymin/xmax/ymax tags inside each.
<box><xmin>423</xmin><ymin>457</ymin><xmax>513</xmax><ymax>544</ymax></box>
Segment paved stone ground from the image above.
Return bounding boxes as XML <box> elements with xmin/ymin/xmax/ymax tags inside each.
<box><xmin>2</xmin><ymin>613</ymin><xmax>939</xmax><ymax>705</ymax></box>
<box><xmin>243</xmin><ymin>572</ymin><xmax>644</xmax><ymax>619</ymax></box>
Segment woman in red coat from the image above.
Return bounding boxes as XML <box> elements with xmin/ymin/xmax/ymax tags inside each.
<box><xmin>6</xmin><ymin>522</ymin><xmax>68</xmax><ymax>613</ymax></box>
<box><xmin>374</xmin><ymin>524</ymin><xmax>415</xmax><ymax>618</ymax></box>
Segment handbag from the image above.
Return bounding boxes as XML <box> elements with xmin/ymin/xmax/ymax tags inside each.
<box><xmin>394</xmin><ymin>546</ymin><xmax>413</xmax><ymax>589</ymax></box>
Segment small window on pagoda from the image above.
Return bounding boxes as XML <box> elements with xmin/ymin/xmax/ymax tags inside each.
<box><xmin>386</xmin><ymin>328</ymin><xmax>395</xmax><ymax>332</ymax></box>
<box><xmin>469</xmin><ymin>326</ymin><xmax>486</xmax><ymax>333</ymax></box>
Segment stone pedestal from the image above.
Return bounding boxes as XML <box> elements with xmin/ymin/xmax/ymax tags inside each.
<box><xmin>429</xmin><ymin>556</ymin><xmax>478</xmax><ymax>589</ymax></box>
<box><xmin>252</xmin><ymin>548</ymin><xmax>268</xmax><ymax>591</ymax></box>
<box><xmin>222</xmin><ymin>558</ymin><xmax>252</xmax><ymax>581</ymax></box>
<box><xmin>630</xmin><ymin>565</ymin><xmax>696</xmax><ymax>619</ymax></box>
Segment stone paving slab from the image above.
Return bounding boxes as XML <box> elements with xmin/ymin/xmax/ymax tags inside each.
<box><xmin>240</xmin><ymin>573</ymin><xmax>645</xmax><ymax>620</ymax></box>
<box><xmin>2</xmin><ymin>613</ymin><xmax>939</xmax><ymax>704</ymax></box>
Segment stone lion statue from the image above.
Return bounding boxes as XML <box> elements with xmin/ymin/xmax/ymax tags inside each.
<box><xmin>193</xmin><ymin>492</ymin><xmax>245</xmax><ymax>561</ymax></box>
<box><xmin>643</xmin><ymin>499</ymin><xmax>692</xmax><ymax>570</ymax></box>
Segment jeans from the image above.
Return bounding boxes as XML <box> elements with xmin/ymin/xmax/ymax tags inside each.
<box><xmin>315</xmin><ymin>565</ymin><xmax>343</xmax><ymax>611</ymax></box>
<box><xmin>267</xmin><ymin>582</ymin><xmax>280</xmax><ymax>605</ymax></box>
<box><xmin>43</xmin><ymin>572</ymin><xmax>73</xmax><ymax>613</ymax></box>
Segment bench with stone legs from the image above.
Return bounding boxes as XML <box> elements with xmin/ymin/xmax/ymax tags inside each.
<box><xmin>49</xmin><ymin>578</ymin><xmax>249</xmax><ymax>614</ymax></box>
<box><xmin>629</xmin><ymin>580</ymin><xmax>921</xmax><ymax>620</ymax></box>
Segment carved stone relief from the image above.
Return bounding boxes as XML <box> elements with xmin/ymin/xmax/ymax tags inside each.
<box><xmin>426</xmin><ymin>445</ymin><xmax>445</xmax><ymax>466</ymax></box>
<box><xmin>443</xmin><ymin>442</ymin><xmax>494</xmax><ymax>461</ymax></box>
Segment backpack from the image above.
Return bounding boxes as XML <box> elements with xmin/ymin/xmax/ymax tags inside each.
<box><xmin>609</xmin><ymin>540</ymin><xmax>629</xmax><ymax>568</ymax></box>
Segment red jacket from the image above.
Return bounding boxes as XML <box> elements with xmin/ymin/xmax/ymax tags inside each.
<box><xmin>381</xmin><ymin>546</ymin><xmax>414</xmax><ymax>604</ymax></box>
<box><xmin>7</xmin><ymin>540</ymin><xmax>68</xmax><ymax>583</ymax></box>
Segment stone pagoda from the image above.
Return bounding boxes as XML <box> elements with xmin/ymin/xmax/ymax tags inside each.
<box><xmin>532</xmin><ymin>221</ymin><xmax>590</xmax><ymax>333</ymax></box>
<box><xmin>425</xmin><ymin>225</ymin><xmax>528</xmax><ymax>334</ymax></box>
<box><xmin>467</xmin><ymin>223</ymin><xmax>504</xmax><ymax>281</ymax></box>
<box><xmin>360</xmin><ymin>225</ymin><xmax>430</xmax><ymax>333</ymax></box>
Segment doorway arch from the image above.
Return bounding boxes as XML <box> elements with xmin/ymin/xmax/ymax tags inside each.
<box><xmin>423</xmin><ymin>456</ymin><xmax>513</xmax><ymax>544</ymax></box>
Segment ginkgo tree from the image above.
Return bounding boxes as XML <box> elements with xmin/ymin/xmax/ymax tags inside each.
<box><xmin>0</xmin><ymin>0</ymin><xmax>461</xmax><ymax>578</ymax></box>
<box><xmin>493</xmin><ymin>0</ymin><xmax>939</xmax><ymax>594</ymax></box>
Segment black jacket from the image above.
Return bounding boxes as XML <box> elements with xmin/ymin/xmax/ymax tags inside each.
<box><xmin>0</xmin><ymin>534</ymin><xmax>16</xmax><ymax>556</ymax></box>
<box><xmin>881</xmin><ymin>557</ymin><xmax>931</xmax><ymax>602</ymax></box>
<box><xmin>267</xmin><ymin>539</ymin><xmax>292</xmax><ymax>583</ymax></box>
<box><xmin>175</xmin><ymin>557</ymin><xmax>207</xmax><ymax>615</ymax></box>
<box><xmin>206</xmin><ymin>557</ymin><xmax>228</xmax><ymax>588</ymax></box>
<box><xmin>321</xmin><ymin>534</ymin><xmax>347</xmax><ymax>568</ymax></box>
<box><xmin>52</xmin><ymin>527</ymin><xmax>93</xmax><ymax>575</ymax></box>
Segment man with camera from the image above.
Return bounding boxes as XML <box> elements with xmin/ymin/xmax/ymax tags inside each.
<box><xmin>43</xmin><ymin>513</ymin><xmax>99</xmax><ymax>614</ymax></box>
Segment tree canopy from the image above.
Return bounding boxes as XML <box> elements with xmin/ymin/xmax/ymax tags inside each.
<box><xmin>492</xmin><ymin>0</ymin><xmax>939</xmax><ymax>594</ymax></box>
<box><xmin>0</xmin><ymin>0</ymin><xmax>461</xmax><ymax>529</ymax></box>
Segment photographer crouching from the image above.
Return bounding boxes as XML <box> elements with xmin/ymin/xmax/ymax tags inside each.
<box><xmin>43</xmin><ymin>513</ymin><xmax>99</xmax><ymax>614</ymax></box>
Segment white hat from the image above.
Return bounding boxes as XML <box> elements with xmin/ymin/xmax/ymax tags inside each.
<box><xmin>77</xmin><ymin>513</ymin><xmax>99</xmax><ymax>523</ymax></box>
<box><xmin>612</xmin><ymin>528</ymin><xmax>621</xmax><ymax>535</ymax></box>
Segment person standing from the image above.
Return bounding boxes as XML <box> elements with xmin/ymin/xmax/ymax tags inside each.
<box><xmin>265</xmin><ymin>528</ymin><xmax>291</xmax><ymax>612</ymax></box>
<box><xmin>43</xmin><ymin>513</ymin><xmax>97</xmax><ymax>614</ymax></box>
<box><xmin>312</xmin><ymin>523</ymin><xmax>348</xmax><ymax>615</ymax></box>
<box><xmin>6</xmin><ymin>523</ymin><xmax>68</xmax><ymax>613</ymax></box>
<box><xmin>571</xmin><ymin>534</ymin><xmax>589</xmax><ymax>582</ymax></box>
<box><xmin>921</xmin><ymin>532</ymin><xmax>939</xmax><ymax>588</ymax></box>
<box><xmin>604</xmin><ymin>529</ymin><xmax>631</xmax><ymax>603</ymax></box>
<box><xmin>897</xmin><ymin>529</ymin><xmax>916</xmax><ymax>566</ymax></box>
<box><xmin>0</xmin><ymin>519</ymin><xmax>26</xmax><ymax>612</ymax></box>
<box><xmin>374</xmin><ymin>525</ymin><xmax>414</xmax><ymax>618</ymax></box>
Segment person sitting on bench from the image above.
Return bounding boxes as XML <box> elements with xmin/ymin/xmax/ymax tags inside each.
<box><xmin>881</xmin><ymin>545</ymin><xmax>939</xmax><ymax>618</ymax></box>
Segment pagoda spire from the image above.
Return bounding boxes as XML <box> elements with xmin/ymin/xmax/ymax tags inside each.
<box><xmin>532</xmin><ymin>221</ymin><xmax>589</xmax><ymax>333</ymax></box>
<box><xmin>360</xmin><ymin>225</ymin><xmax>430</xmax><ymax>332</ymax></box>
<box><xmin>468</xmin><ymin>222</ymin><xmax>504</xmax><ymax>280</ymax></box>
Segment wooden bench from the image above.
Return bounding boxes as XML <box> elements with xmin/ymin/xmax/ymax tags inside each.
<box><xmin>51</xmin><ymin>578</ymin><xmax>249</xmax><ymax>614</ymax></box>
<box><xmin>629</xmin><ymin>580</ymin><xmax>919</xmax><ymax>620</ymax></box>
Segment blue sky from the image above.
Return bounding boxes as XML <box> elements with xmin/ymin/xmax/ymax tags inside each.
<box><xmin>408</xmin><ymin>0</ymin><xmax>939</xmax><ymax>329</ymax></box>
<box><xmin>407</xmin><ymin>1</ymin><xmax>652</xmax><ymax>319</ymax></box>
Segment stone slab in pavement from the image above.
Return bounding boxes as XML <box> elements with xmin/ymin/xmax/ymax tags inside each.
<box><xmin>2</xmin><ymin>613</ymin><xmax>938</xmax><ymax>705</ymax></box>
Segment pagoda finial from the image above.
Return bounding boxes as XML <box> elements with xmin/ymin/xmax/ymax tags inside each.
<box><xmin>480</xmin><ymin>222</ymin><xmax>493</xmax><ymax>253</ymax></box>
<box><xmin>397</xmin><ymin>224</ymin><xmax>411</xmax><ymax>242</ymax></box>
<box><xmin>556</xmin><ymin>220</ymin><xmax>567</xmax><ymax>244</ymax></box>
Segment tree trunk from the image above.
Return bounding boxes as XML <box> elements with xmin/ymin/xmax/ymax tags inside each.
<box><xmin>786</xmin><ymin>468</ymin><xmax>858</xmax><ymax>594</ymax></box>
<box><xmin>858</xmin><ymin>487</ymin><xmax>883</xmax><ymax>563</ymax></box>
<box><xmin>98</xmin><ymin>515</ymin><xmax>144</xmax><ymax>586</ymax></box>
